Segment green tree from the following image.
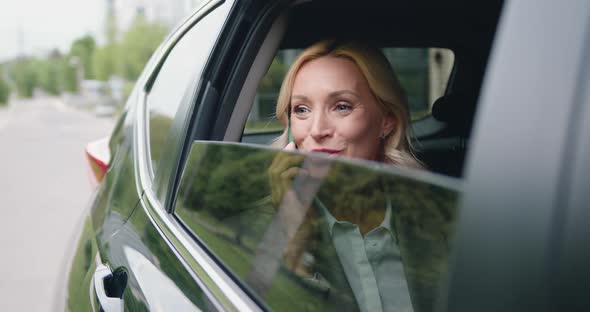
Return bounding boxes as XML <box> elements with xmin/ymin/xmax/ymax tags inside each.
<box><xmin>117</xmin><ymin>15</ymin><xmax>168</xmax><ymax>81</ymax></box>
<box><xmin>13</xmin><ymin>58</ymin><xmax>38</xmax><ymax>98</ymax></box>
<box><xmin>59</xmin><ymin>57</ymin><xmax>79</xmax><ymax>93</ymax></box>
<box><xmin>36</xmin><ymin>51</ymin><xmax>62</xmax><ymax>95</ymax></box>
<box><xmin>256</xmin><ymin>59</ymin><xmax>287</xmax><ymax>119</ymax></box>
<box><xmin>92</xmin><ymin>44</ymin><xmax>119</xmax><ymax>81</ymax></box>
<box><xmin>69</xmin><ymin>35</ymin><xmax>97</xmax><ymax>79</ymax></box>
<box><xmin>0</xmin><ymin>66</ymin><xmax>11</xmax><ymax>105</ymax></box>
<box><xmin>259</xmin><ymin>59</ymin><xmax>287</xmax><ymax>93</ymax></box>
<box><xmin>91</xmin><ymin>13</ymin><xmax>168</xmax><ymax>83</ymax></box>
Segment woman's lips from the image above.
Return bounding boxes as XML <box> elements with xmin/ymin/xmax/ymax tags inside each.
<box><xmin>311</xmin><ymin>148</ymin><xmax>342</xmax><ymax>155</ymax></box>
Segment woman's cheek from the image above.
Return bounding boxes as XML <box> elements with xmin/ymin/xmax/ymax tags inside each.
<box><xmin>291</xmin><ymin>124</ymin><xmax>307</xmax><ymax>150</ymax></box>
<box><xmin>341</xmin><ymin>118</ymin><xmax>372</xmax><ymax>142</ymax></box>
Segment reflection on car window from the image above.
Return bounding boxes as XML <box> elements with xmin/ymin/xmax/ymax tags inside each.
<box><xmin>242</xmin><ymin>48</ymin><xmax>454</xmax><ymax>144</ymax></box>
<box><xmin>147</xmin><ymin>3</ymin><xmax>230</xmax><ymax>175</ymax></box>
<box><xmin>174</xmin><ymin>142</ymin><xmax>459</xmax><ymax>312</ymax></box>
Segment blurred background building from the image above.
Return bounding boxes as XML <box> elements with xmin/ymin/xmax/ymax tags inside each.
<box><xmin>109</xmin><ymin>0</ymin><xmax>201</xmax><ymax>32</ymax></box>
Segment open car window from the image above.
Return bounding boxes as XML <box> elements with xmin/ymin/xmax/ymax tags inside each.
<box><xmin>173</xmin><ymin>141</ymin><xmax>460</xmax><ymax>311</ymax></box>
<box><xmin>243</xmin><ymin>47</ymin><xmax>454</xmax><ymax>142</ymax></box>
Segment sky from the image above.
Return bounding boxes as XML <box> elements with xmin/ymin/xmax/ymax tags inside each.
<box><xmin>0</xmin><ymin>0</ymin><xmax>106</xmax><ymax>61</ymax></box>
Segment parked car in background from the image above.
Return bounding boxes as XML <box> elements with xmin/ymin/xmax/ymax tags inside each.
<box><xmin>94</xmin><ymin>103</ymin><xmax>116</xmax><ymax>118</ymax></box>
<box><xmin>67</xmin><ymin>0</ymin><xmax>590</xmax><ymax>311</ymax></box>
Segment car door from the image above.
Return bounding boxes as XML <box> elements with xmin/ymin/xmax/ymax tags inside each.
<box><xmin>444</xmin><ymin>1</ymin><xmax>590</xmax><ymax>311</ymax></box>
<box><xmin>66</xmin><ymin>59</ymin><xmax>148</xmax><ymax>312</ymax></box>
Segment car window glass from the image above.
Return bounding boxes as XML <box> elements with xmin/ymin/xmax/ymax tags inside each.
<box><xmin>147</xmin><ymin>3</ymin><xmax>230</xmax><ymax>175</ymax></box>
<box><xmin>174</xmin><ymin>142</ymin><xmax>460</xmax><ymax>312</ymax></box>
<box><xmin>243</xmin><ymin>48</ymin><xmax>454</xmax><ymax>140</ymax></box>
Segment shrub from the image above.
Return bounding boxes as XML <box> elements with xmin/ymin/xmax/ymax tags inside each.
<box><xmin>0</xmin><ymin>73</ymin><xmax>11</xmax><ymax>105</ymax></box>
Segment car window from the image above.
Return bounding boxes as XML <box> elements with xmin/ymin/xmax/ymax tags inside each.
<box><xmin>243</xmin><ymin>48</ymin><xmax>454</xmax><ymax>137</ymax></box>
<box><xmin>147</xmin><ymin>3</ymin><xmax>230</xmax><ymax>176</ymax></box>
<box><xmin>173</xmin><ymin>141</ymin><xmax>460</xmax><ymax>312</ymax></box>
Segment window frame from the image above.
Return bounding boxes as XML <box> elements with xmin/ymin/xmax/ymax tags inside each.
<box><xmin>141</xmin><ymin>0</ymin><xmax>230</xmax><ymax>198</ymax></box>
<box><xmin>164</xmin><ymin>0</ymin><xmax>292</xmax><ymax>213</ymax></box>
<box><xmin>134</xmin><ymin>0</ymin><xmax>267</xmax><ymax>310</ymax></box>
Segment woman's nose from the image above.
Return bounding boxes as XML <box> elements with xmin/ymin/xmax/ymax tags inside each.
<box><xmin>309</xmin><ymin>112</ymin><xmax>333</xmax><ymax>141</ymax></box>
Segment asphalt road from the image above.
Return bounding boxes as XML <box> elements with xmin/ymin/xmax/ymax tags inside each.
<box><xmin>0</xmin><ymin>97</ymin><xmax>115</xmax><ymax>311</ymax></box>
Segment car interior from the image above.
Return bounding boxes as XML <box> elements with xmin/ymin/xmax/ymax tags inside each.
<box><xmin>230</xmin><ymin>0</ymin><xmax>504</xmax><ymax>178</ymax></box>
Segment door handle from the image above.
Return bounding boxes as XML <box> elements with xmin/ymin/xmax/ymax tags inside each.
<box><xmin>94</xmin><ymin>264</ymin><xmax>124</xmax><ymax>312</ymax></box>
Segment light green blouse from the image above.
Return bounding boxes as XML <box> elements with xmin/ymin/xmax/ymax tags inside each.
<box><xmin>316</xmin><ymin>198</ymin><xmax>413</xmax><ymax>312</ymax></box>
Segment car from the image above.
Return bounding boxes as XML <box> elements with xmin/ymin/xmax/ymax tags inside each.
<box><xmin>94</xmin><ymin>104</ymin><xmax>116</xmax><ymax>118</ymax></box>
<box><xmin>65</xmin><ymin>0</ymin><xmax>590</xmax><ymax>311</ymax></box>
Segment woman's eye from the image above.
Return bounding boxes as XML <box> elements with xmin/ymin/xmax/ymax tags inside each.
<box><xmin>293</xmin><ymin>105</ymin><xmax>310</xmax><ymax>115</ymax></box>
<box><xmin>335</xmin><ymin>102</ymin><xmax>353</xmax><ymax>112</ymax></box>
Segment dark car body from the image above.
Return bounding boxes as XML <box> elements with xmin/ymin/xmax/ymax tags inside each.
<box><xmin>66</xmin><ymin>0</ymin><xmax>590</xmax><ymax>311</ymax></box>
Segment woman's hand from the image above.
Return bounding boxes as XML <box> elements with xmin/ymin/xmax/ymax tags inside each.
<box><xmin>284</xmin><ymin>142</ymin><xmax>297</xmax><ymax>152</ymax></box>
<box><xmin>268</xmin><ymin>142</ymin><xmax>305</xmax><ymax>207</ymax></box>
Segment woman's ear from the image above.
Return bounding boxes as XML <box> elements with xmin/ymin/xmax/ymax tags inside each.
<box><xmin>382</xmin><ymin>114</ymin><xmax>397</xmax><ymax>137</ymax></box>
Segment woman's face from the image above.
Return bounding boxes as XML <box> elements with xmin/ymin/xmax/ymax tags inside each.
<box><xmin>290</xmin><ymin>56</ymin><xmax>395</xmax><ymax>161</ymax></box>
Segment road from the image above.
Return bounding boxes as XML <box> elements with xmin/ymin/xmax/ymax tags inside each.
<box><xmin>0</xmin><ymin>97</ymin><xmax>115</xmax><ymax>311</ymax></box>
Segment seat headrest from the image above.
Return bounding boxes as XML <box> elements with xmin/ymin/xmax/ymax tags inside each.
<box><xmin>431</xmin><ymin>93</ymin><xmax>474</xmax><ymax>129</ymax></box>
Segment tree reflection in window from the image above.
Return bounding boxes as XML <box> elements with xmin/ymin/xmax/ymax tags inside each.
<box><xmin>175</xmin><ymin>142</ymin><xmax>459</xmax><ymax>312</ymax></box>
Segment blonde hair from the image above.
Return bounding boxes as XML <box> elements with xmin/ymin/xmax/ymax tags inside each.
<box><xmin>273</xmin><ymin>39</ymin><xmax>422</xmax><ymax>168</ymax></box>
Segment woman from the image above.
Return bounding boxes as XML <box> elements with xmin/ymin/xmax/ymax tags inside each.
<box><xmin>272</xmin><ymin>39</ymin><xmax>422</xmax><ymax>168</ymax></box>
<box><xmin>265</xmin><ymin>40</ymin><xmax>422</xmax><ymax>312</ymax></box>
